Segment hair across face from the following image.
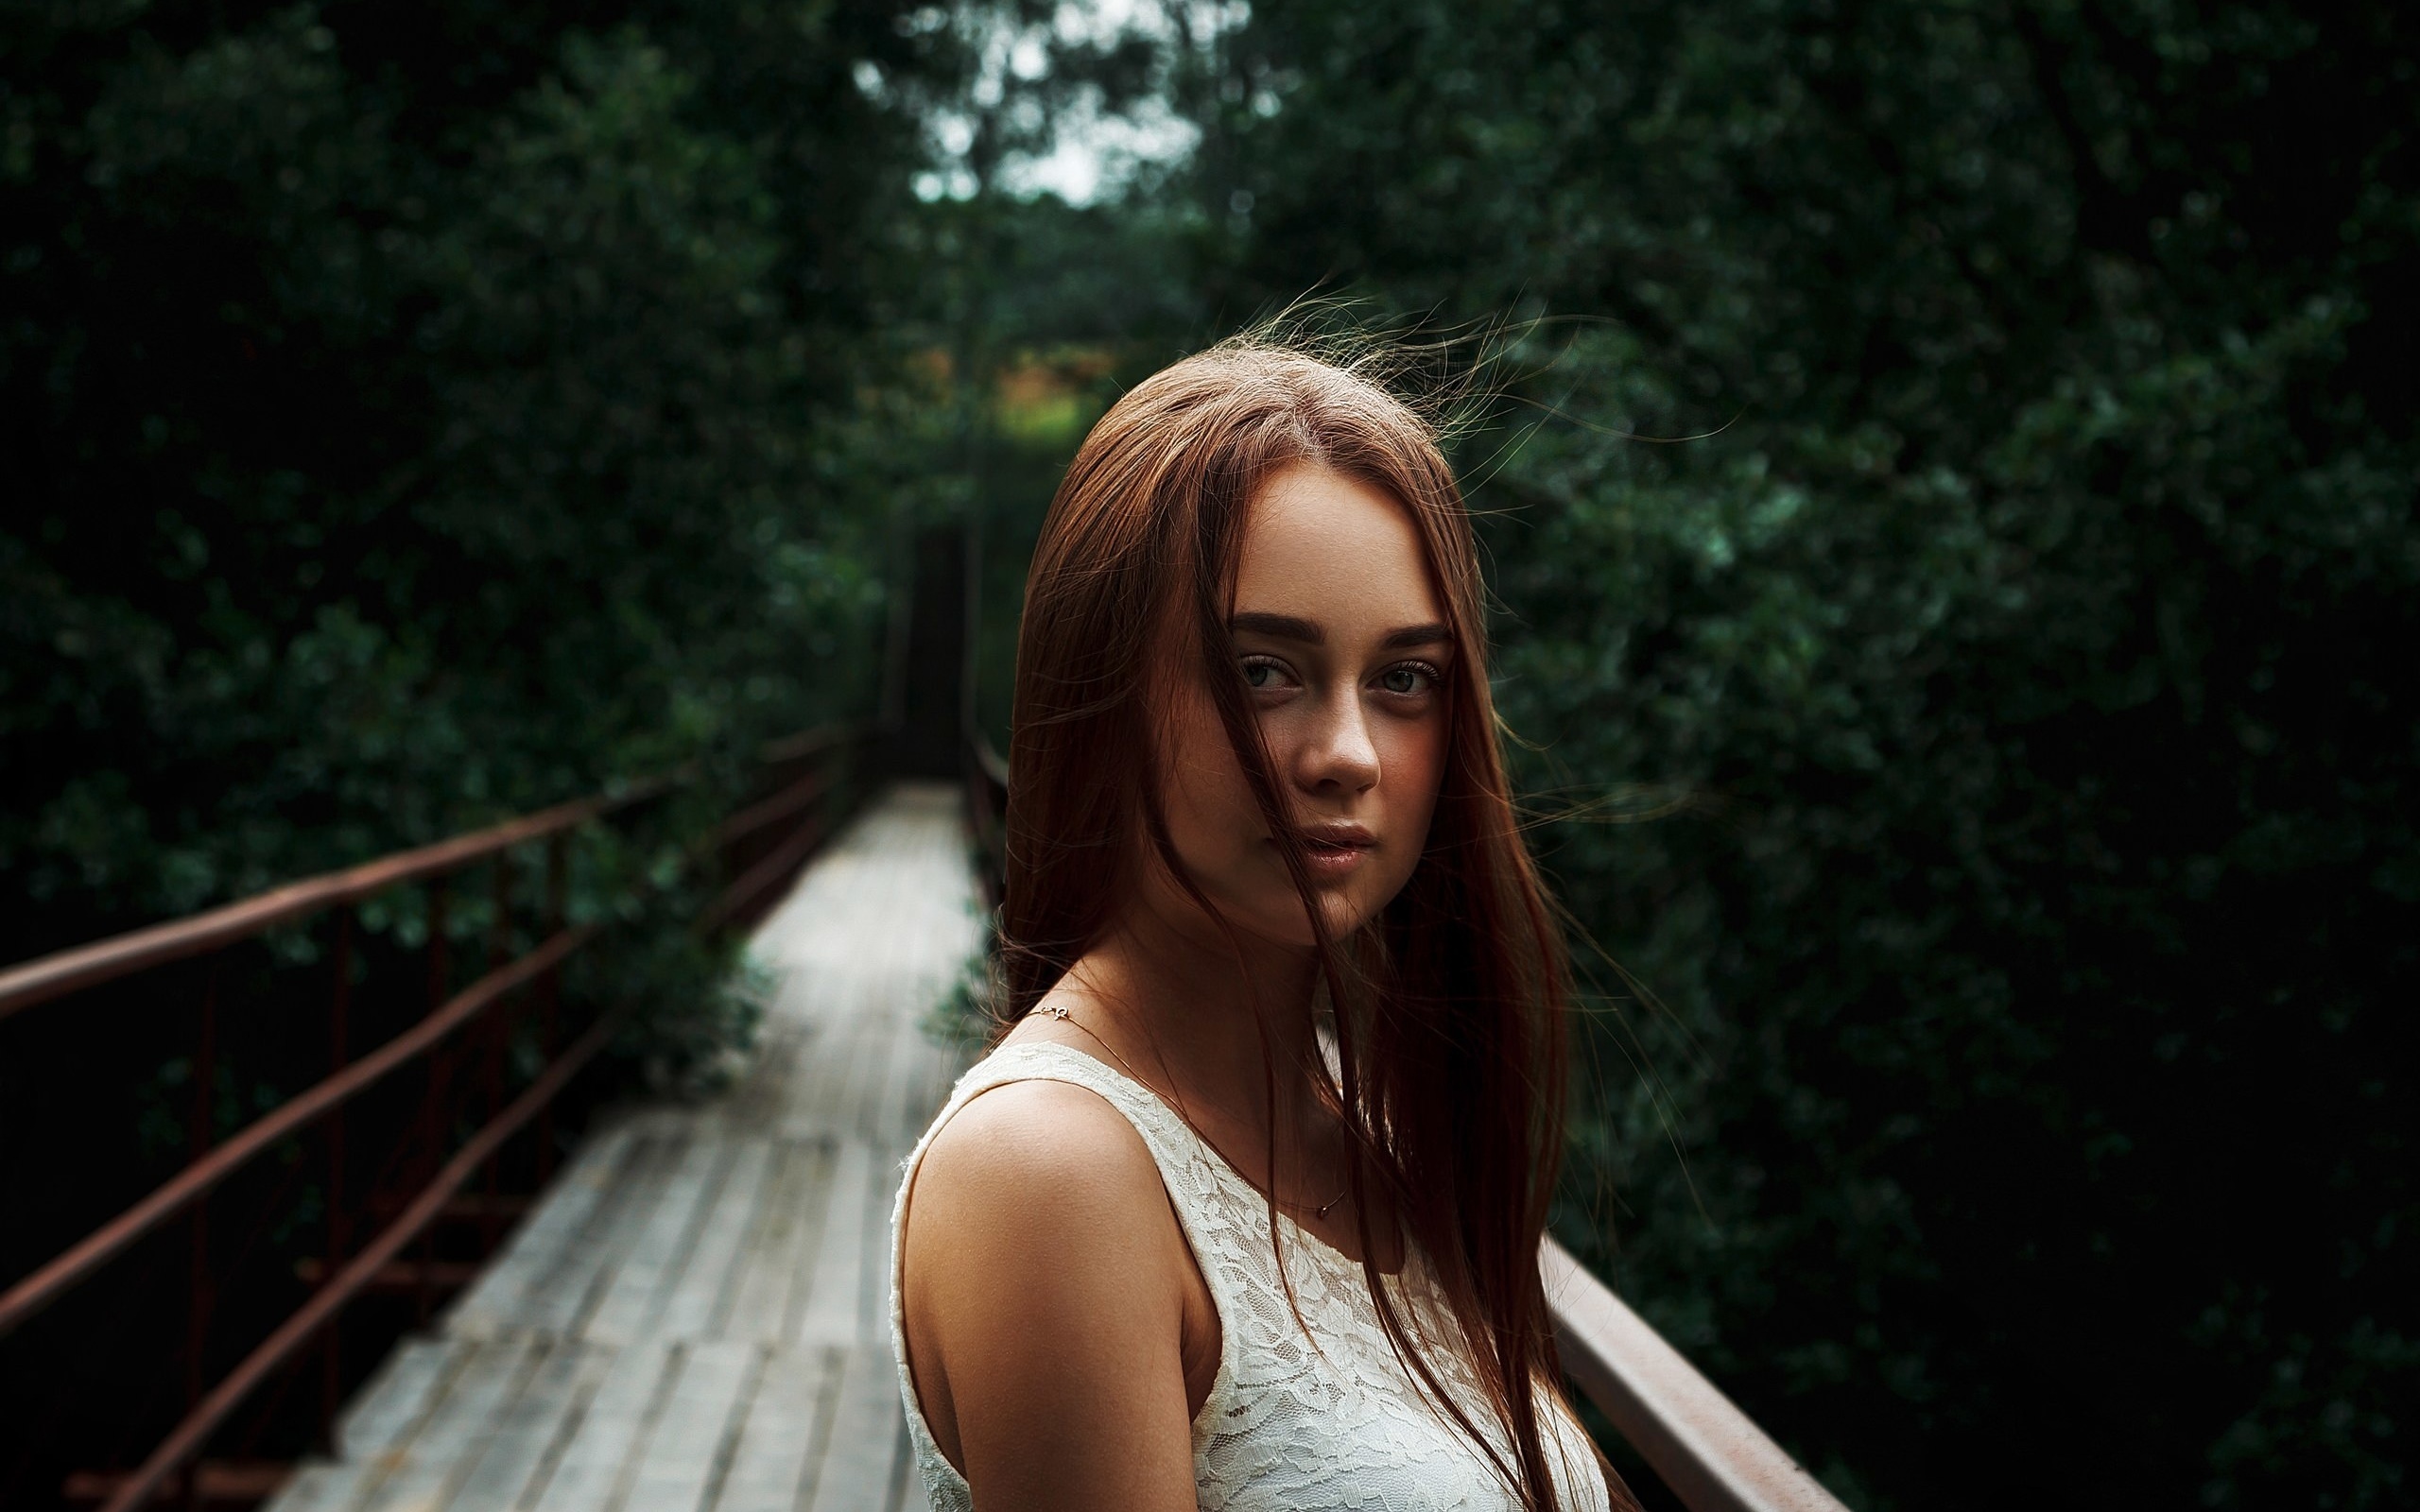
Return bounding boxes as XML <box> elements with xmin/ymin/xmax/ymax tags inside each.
<box><xmin>1148</xmin><ymin>460</ymin><xmax>1455</xmax><ymax>950</ymax></box>
<box><xmin>997</xmin><ymin>339</ymin><xmax>1599</xmax><ymax>1511</ymax></box>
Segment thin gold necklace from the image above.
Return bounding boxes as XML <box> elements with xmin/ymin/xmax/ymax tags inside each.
<box><xmin>1036</xmin><ymin>1003</ymin><xmax>1353</xmax><ymax>1221</ymax></box>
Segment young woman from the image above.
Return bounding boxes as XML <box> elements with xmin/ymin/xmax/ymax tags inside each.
<box><xmin>890</xmin><ymin>337</ymin><xmax>1626</xmax><ymax>1512</ymax></box>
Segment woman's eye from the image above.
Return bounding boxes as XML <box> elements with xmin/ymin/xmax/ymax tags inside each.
<box><xmin>1378</xmin><ymin>662</ymin><xmax>1441</xmax><ymax>696</ymax></box>
<box><xmin>1242</xmin><ymin>658</ymin><xmax>1288</xmax><ymax>690</ymax></box>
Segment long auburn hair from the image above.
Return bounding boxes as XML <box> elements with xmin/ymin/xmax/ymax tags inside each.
<box><xmin>996</xmin><ymin>335</ymin><xmax>1609</xmax><ymax>1510</ymax></box>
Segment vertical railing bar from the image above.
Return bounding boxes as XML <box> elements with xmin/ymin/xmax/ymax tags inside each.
<box><xmin>486</xmin><ymin>856</ymin><xmax>510</xmax><ymax>976</ymax></box>
<box><xmin>415</xmin><ymin>878</ymin><xmax>450</xmax><ymax>1325</ymax></box>
<box><xmin>424</xmin><ymin>878</ymin><xmax>451</xmax><ymax>1030</ymax></box>
<box><xmin>183</xmin><ymin>958</ymin><xmax>218</xmax><ymax>1512</ymax></box>
<box><xmin>535</xmin><ymin>834</ymin><xmax>567</xmax><ymax>1184</ymax></box>
<box><xmin>479</xmin><ymin>855</ymin><xmax>511</xmax><ymax>1253</ymax></box>
<box><xmin>320</xmin><ymin>906</ymin><xmax>352</xmax><ymax>1446</ymax></box>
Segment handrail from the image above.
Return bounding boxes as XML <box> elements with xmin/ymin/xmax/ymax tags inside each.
<box><xmin>713</xmin><ymin>766</ymin><xmax>831</xmax><ymax>850</ymax></box>
<box><xmin>0</xmin><ymin>925</ymin><xmax>592</xmax><ymax>1341</ymax></box>
<box><xmin>701</xmin><ymin>810</ymin><xmax>838</xmax><ymax>936</ymax></box>
<box><xmin>1543</xmin><ymin>1238</ymin><xmax>1848</xmax><ymax>1512</ymax></box>
<box><xmin>760</xmin><ymin>719</ymin><xmax>870</xmax><ymax>765</ymax></box>
<box><xmin>0</xmin><ymin>724</ymin><xmax>876</xmax><ymax>1022</ymax></box>
<box><xmin>0</xmin><ymin>782</ymin><xmax>667</xmax><ymax>1024</ymax></box>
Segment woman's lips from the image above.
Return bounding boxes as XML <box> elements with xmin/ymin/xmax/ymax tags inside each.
<box><xmin>1276</xmin><ymin>824</ymin><xmax>1376</xmax><ymax>879</ymax></box>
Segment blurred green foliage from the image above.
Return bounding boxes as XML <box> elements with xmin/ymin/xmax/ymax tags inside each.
<box><xmin>0</xmin><ymin>0</ymin><xmax>954</xmax><ymax>1066</ymax></box>
<box><xmin>1150</xmin><ymin>1</ymin><xmax>2415</xmax><ymax>1506</ymax></box>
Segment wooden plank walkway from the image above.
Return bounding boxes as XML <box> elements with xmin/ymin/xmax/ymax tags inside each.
<box><xmin>266</xmin><ymin>783</ymin><xmax>982</xmax><ymax>1512</ymax></box>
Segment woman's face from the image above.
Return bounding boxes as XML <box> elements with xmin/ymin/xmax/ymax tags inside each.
<box><xmin>1148</xmin><ymin>462</ymin><xmax>1455</xmax><ymax>948</ymax></box>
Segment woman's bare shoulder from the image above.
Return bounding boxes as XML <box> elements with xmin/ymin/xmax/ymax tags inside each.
<box><xmin>900</xmin><ymin>1074</ymin><xmax>1201</xmax><ymax>1505</ymax></box>
<box><xmin>908</xmin><ymin>1073</ymin><xmax>1167</xmax><ymax>1239</ymax></box>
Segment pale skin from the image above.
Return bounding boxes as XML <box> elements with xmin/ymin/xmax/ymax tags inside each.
<box><xmin>896</xmin><ymin>462</ymin><xmax>1457</xmax><ymax>1510</ymax></box>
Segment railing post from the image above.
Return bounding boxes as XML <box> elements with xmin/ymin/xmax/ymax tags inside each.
<box><xmin>320</xmin><ymin>907</ymin><xmax>352</xmax><ymax>1445</ymax></box>
<box><xmin>535</xmin><ymin>834</ymin><xmax>567</xmax><ymax>1183</ymax></box>
<box><xmin>424</xmin><ymin>877</ymin><xmax>451</xmax><ymax>1027</ymax></box>
<box><xmin>480</xmin><ymin>857</ymin><xmax>511</xmax><ymax>1252</ymax></box>
<box><xmin>183</xmin><ymin>960</ymin><xmax>218</xmax><ymax>1512</ymax></box>
<box><xmin>416</xmin><ymin>879</ymin><xmax>450</xmax><ymax>1325</ymax></box>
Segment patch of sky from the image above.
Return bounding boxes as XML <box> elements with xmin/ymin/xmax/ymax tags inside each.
<box><xmin>908</xmin><ymin>0</ymin><xmax>1248</xmax><ymax>206</ymax></box>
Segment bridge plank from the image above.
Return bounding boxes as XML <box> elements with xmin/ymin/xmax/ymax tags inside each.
<box><xmin>659</xmin><ymin>1139</ymin><xmax>774</xmax><ymax>1341</ymax></box>
<box><xmin>851</xmin><ymin>1006</ymin><xmax>903</xmax><ymax>1144</ymax></box>
<box><xmin>716</xmin><ymin>1345</ymin><xmax>836</xmax><ymax>1512</ymax></box>
<box><xmin>444</xmin><ymin>1339</ymin><xmax>608</xmax><ymax>1512</ymax></box>
<box><xmin>719</xmin><ymin>1140</ymin><xmax>821</xmax><ymax>1344</ymax></box>
<box><xmin>515</xmin><ymin>1134</ymin><xmax>677</xmax><ymax>1340</ymax></box>
<box><xmin>793</xmin><ymin>1141</ymin><xmax>873</xmax><ymax>1348</ymax></box>
<box><xmin>875</xmin><ymin>1017</ymin><xmax>931</xmax><ymax>1148</ymax></box>
<box><xmin>527</xmin><ymin>1340</ymin><xmax>678</xmax><ymax>1512</ymax></box>
<box><xmin>586</xmin><ymin>1137</ymin><xmax>733</xmax><ymax>1345</ymax></box>
<box><xmin>286</xmin><ymin>788</ymin><xmax>980</xmax><ymax>1512</ymax></box>
<box><xmin>357</xmin><ymin>1335</ymin><xmax>542</xmax><ymax>1512</ymax></box>
<box><xmin>257</xmin><ymin>1361</ymin><xmax>451</xmax><ymax>1512</ymax></box>
<box><xmin>625</xmin><ymin>1339</ymin><xmax>757</xmax><ymax>1512</ymax></box>
<box><xmin>774</xmin><ymin>1143</ymin><xmax>839</xmax><ymax>1346</ymax></box>
<box><xmin>446</xmin><ymin>1126</ymin><xmax>638</xmax><ymax>1341</ymax></box>
<box><xmin>802</xmin><ymin>1345</ymin><xmax>905</xmax><ymax>1512</ymax></box>
<box><xmin>261</xmin><ymin>1462</ymin><xmax>351</xmax><ymax>1512</ymax></box>
<box><xmin>337</xmin><ymin>1336</ymin><xmax>464</xmax><ymax>1462</ymax></box>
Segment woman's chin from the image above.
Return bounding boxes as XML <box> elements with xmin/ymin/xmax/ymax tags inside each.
<box><xmin>1292</xmin><ymin>887</ymin><xmax>1383</xmax><ymax>946</ymax></box>
<box><xmin>1210</xmin><ymin>894</ymin><xmax>1358</xmax><ymax>952</ymax></box>
<box><xmin>1167</xmin><ymin>865</ymin><xmax>1387</xmax><ymax>950</ymax></box>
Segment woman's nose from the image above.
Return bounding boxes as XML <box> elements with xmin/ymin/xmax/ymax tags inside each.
<box><xmin>1294</xmin><ymin>687</ymin><xmax>1380</xmax><ymax>794</ymax></box>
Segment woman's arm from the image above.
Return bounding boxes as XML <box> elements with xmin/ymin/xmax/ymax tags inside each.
<box><xmin>899</xmin><ymin>1078</ymin><xmax>1202</xmax><ymax>1511</ymax></box>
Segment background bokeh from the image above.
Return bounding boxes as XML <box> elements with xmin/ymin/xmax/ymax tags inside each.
<box><xmin>5</xmin><ymin>1</ymin><xmax>2412</xmax><ymax>1507</ymax></box>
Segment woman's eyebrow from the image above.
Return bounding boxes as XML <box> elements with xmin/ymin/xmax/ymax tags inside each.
<box><xmin>1381</xmin><ymin>622</ymin><xmax>1454</xmax><ymax>651</ymax></box>
<box><xmin>1231</xmin><ymin>610</ymin><xmax>1323</xmax><ymax>644</ymax></box>
<box><xmin>1230</xmin><ymin>612</ymin><xmax>1456</xmax><ymax>653</ymax></box>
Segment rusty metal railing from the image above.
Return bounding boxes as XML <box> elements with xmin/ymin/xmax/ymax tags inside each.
<box><xmin>704</xmin><ymin>724</ymin><xmax>874</xmax><ymax>934</ymax></box>
<box><xmin>1544</xmin><ymin>1239</ymin><xmax>1849</xmax><ymax>1512</ymax></box>
<box><xmin>0</xmin><ymin>725</ymin><xmax>873</xmax><ymax>1512</ymax></box>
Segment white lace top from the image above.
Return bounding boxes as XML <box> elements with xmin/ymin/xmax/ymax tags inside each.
<box><xmin>889</xmin><ymin>1042</ymin><xmax>1613</xmax><ymax>1511</ymax></box>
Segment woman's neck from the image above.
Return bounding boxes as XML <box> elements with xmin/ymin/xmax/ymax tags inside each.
<box><xmin>1057</xmin><ymin>884</ymin><xmax>1333</xmax><ymax>1175</ymax></box>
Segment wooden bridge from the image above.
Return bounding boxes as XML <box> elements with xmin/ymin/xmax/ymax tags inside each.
<box><xmin>0</xmin><ymin>737</ymin><xmax>1844</xmax><ymax>1512</ymax></box>
<box><xmin>263</xmin><ymin>783</ymin><xmax>978</xmax><ymax>1512</ymax></box>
